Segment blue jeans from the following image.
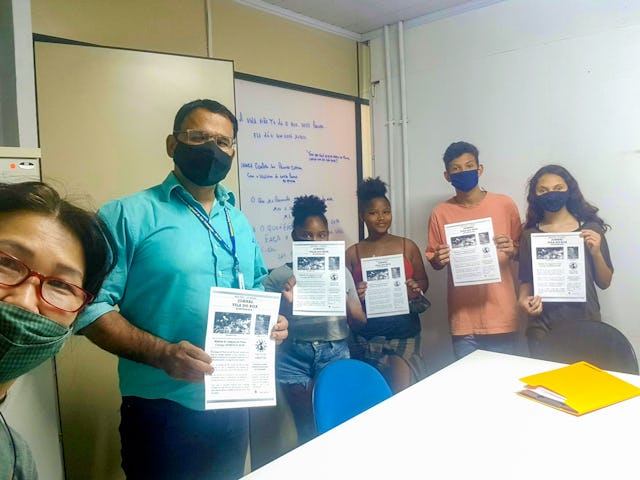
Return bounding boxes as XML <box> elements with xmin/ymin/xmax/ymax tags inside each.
<box><xmin>277</xmin><ymin>339</ymin><xmax>350</xmax><ymax>444</ymax></box>
<box><xmin>119</xmin><ymin>396</ymin><xmax>248</xmax><ymax>480</ymax></box>
<box><xmin>277</xmin><ymin>339</ymin><xmax>350</xmax><ymax>388</ymax></box>
<box><xmin>452</xmin><ymin>332</ymin><xmax>518</xmax><ymax>360</ymax></box>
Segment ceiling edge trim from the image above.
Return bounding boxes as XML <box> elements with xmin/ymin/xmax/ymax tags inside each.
<box><xmin>233</xmin><ymin>0</ymin><xmax>363</xmax><ymax>41</ymax></box>
<box><xmin>361</xmin><ymin>0</ymin><xmax>506</xmax><ymax>41</ymax></box>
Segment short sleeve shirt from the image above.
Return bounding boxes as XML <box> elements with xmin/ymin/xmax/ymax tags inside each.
<box><xmin>425</xmin><ymin>192</ymin><xmax>522</xmax><ymax>335</ymax></box>
<box><xmin>77</xmin><ymin>173</ymin><xmax>268</xmax><ymax>410</ymax></box>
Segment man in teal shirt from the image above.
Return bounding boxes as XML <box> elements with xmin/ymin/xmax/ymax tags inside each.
<box><xmin>77</xmin><ymin>99</ymin><xmax>288</xmax><ymax>480</ymax></box>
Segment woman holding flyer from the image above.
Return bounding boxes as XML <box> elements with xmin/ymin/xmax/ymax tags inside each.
<box><xmin>263</xmin><ymin>195</ymin><xmax>365</xmax><ymax>445</ymax></box>
<box><xmin>518</xmin><ymin>165</ymin><xmax>614</xmax><ymax>356</ymax></box>
<box><xmin>345</xmin><ymin>177</ymin><xmax>429</xmax><ymax>392</ymax></box>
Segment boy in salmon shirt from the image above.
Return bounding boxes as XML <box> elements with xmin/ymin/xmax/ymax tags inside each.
<box><xmin>425</xmin><ymin>141</ymin><xmax>522</xmax><ymax>359</ymax></box>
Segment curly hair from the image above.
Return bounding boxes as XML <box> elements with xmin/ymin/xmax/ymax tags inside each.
<box><xmin>356</xmin><ymin>177</ymin><xmax>389</xmax><ymax>212</ymax></box>
<box><xmin>524</xmin><ymin>165</ymin><xmax>610</xmax><ymax>231</ymax></box>
<box><xmin>291</xmin><ymin>195</ymin><xmax>328</xmax><ymax>229</ymax></box>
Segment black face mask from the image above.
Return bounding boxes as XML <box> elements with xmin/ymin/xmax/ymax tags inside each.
<box><xmin>534</xmin><ymin>190</ymin><xmax>569</xmax><ymax>213</ymax></box>
<box><xmin>173</xmin><ymin>139</ymin><xmax>233</xmax><ymax>187</ymax></box>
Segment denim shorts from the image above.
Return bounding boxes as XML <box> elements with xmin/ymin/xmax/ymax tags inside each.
<box><xmin>276</xmin><ymin>339</ymin><xmax>350</xmax><ymax>388</ymax></box>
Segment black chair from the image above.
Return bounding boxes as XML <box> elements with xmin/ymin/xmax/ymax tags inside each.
<box><xmin>530</xmin><ymin>319</ymin><xmax>639</xmax><ymax>375</ymax></box>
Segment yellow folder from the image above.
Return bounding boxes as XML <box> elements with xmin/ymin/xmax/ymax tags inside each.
<box><xmin>518</xmin><ymin>361</ymin><xmax>640</xmax><ymax>415</ymax></box>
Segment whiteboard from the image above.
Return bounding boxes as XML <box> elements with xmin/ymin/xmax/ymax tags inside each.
<box><xmin>235</xmin><ymin>75</ymin><xmax>361</xmax><ymax>268</ymax></box>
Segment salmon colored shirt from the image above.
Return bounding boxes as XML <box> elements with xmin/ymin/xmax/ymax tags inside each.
<box><xmin>425</xmin><ymin>192</ymin><xmax>522</xmax><ymax>336</ymax></box>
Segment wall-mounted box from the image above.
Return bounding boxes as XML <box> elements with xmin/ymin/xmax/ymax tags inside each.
<box><xmin>0</xmin><ymin>146</ymin><xmax>41</xmax><ymax>183</ymax></box>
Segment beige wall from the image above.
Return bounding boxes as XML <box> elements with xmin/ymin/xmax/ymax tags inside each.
<box><xmin>32</xmin><ymin>0</ymin><xmax>360</xmax><ymax>97</ymax></box>
<box><xmin>34</xmin><ymin>39</ymin><xmax>236</xmax><ymax>480</ymax></box>
<box><xmin>30</xmin><ymin>1</ymin><xmax>361</xmax><ymax>479</ymax></box>
<box><xmin>211</xmin><ymin>0</ymin><xmax>358</xmax><ymax>95</ymax></box>
<box><xmin>31</xmin><ymin>0</ymin><xmax>208</xmax><ymax>57</ymax></box>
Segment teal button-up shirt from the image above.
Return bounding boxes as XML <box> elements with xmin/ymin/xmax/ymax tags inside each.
<box><xmin>77</xmin><ymin>173</ymin><xmax>268</xmax><ymax>410</ymax></box>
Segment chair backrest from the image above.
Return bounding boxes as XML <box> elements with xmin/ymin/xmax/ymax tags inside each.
<box><xmin>532</xmin><ymin>320</ymin><xmax>639</xmax><ymax>375</ymax></box>
<box><xmin>312</xmin><ymin>359</ymin><xmax>393</xmax><ymax>434</ymax></box>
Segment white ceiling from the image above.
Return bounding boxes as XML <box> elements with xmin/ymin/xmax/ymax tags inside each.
<box><xmin>235</xmin><ymin>0</ymin><xmax>503</xmax><ymax>38</ymax></box>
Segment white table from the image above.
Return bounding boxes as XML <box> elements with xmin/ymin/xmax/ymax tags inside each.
<box><xmin>243</xmin><ymin>350</ymin><xmax>640</xmax><ymax>479</ymax></box>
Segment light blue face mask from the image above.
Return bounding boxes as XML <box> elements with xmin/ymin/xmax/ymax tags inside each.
<box><xmin>449</xmin><ymin>169</ymin><xmax>479</xmax><ymax>192</ymax></box>
<box><xmin>0</xmin><ymin>301</ymin><xmax>72</xmax><ymax>383</ymax></box>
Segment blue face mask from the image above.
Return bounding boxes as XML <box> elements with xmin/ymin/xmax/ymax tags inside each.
<box><xmin>534</xmin><ymin>190</ymin><xmax>569</xmax><ymax>212</ymax></box>
<box><xmin>449</xmin><ymin>169</ymin><xmax>479</xmax><ymax>192</ymax></box>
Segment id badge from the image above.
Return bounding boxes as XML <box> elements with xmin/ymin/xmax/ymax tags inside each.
<box><xmin>236</xmin><ymin>264</ymin><xmax>245</xmax><ymax>290</ymax></box>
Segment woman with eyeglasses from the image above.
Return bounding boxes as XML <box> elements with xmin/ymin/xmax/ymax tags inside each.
<box><xmin>0</xmin><ymin>182</ymin><xmax>116</xmax><ymax>479</ymax></box>
<box><xmin>263</xmin><ymin>195</ymin><xmax>366</xmax><ymax>445</ymax></box>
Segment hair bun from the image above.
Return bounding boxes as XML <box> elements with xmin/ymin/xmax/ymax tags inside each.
<box><xmin>357</xmin><ymin>177</ymin><xmax>387</xmax><ymax>203</ymax></box>
<box><xmin>292</xmin><ymin>195</ymin><xmax>327</xmax><ymax>221</ymax></box>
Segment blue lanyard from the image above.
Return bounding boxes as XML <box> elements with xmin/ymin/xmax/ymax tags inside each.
<box><xmin>176</xmin><ymin>190</ymin><xmax>245</xmax><ymax>289</ymax></box>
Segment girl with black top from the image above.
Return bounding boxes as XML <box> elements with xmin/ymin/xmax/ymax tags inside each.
<box><xmin>518</xmin><ymin>165</ymin><xmax>614</xmax><ymax>356</ymax></box>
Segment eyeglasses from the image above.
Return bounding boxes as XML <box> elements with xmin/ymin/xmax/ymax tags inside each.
<box><xmin>0</xmin><ymin>250</ymin><xmax>93</xmax><ymax>312</ymax></box>
<box><xmin>174</xmin><ymin>130</ymin><xmax>235</xmax><ymax>150</ymax></box>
